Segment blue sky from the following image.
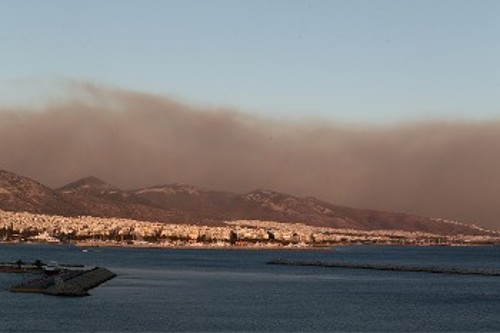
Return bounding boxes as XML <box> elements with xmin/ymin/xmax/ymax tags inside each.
<box><xmin>1</xmin><ymin>0</ymin><xmax>499</xmax><ymax>122</ymax></box>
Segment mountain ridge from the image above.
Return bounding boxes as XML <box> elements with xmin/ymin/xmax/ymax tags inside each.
<box><xmin>0</xmin><ymin>169</ymin><xmax>494</xmax><ymax>235</ymax></box>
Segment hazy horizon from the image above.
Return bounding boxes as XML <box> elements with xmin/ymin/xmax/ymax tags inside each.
<box><xmin>1</xmin><ymin>83</ymin><xmax>500</xmax><ymax>230</ymax></box>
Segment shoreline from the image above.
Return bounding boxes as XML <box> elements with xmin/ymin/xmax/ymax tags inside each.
<box><xmin>0</xmin><ymin>239</ymin><xmax>331</xmax><ymax>251</ymax></box>
<box><xmin>1</xmin><ymin>240</ymin><xmax>497</xmax><ymax>251</ymax></box>
<box><xmin>2</xmin><ymin>210</ymin><xmax>499</xmax><ymax>250</ymax></box>
<box><xmin>74</xmin><ymin>241</ymin><xmax>333</xmax><ymax>251</ymax></box>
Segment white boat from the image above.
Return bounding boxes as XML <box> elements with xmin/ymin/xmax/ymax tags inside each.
<box><xmin>44</xmin><ymin>261</ymin><xmax>60</xmax><ymax>274</ymax></box>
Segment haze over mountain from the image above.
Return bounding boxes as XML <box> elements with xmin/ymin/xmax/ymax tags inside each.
<box><xmin>1</xmin><ymin>84</ymin><xmax>500</xmax><ymax>229</ymax></box>
<box><xmin>0</xmin><ymin>169</ymin><xmax>494</xmax><ymax>236</ymax></box>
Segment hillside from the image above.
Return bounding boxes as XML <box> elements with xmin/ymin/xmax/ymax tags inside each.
<box><xmin>57</xmin><ymin>176</ymin><xmax>180</xmax><ymax>222</ymax></box>
<box><xmin>0</xmin><ymin>169</ymin><xmax>494</xmax><ymax>235</ymax></box>
<box><xmin>0</xmin><ymin>170</ymin><xmax>78</xmax><ymax>216</ymax></box>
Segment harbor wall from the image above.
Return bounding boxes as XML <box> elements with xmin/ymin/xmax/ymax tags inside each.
<box><xmin>268</xmin><ymin>259</ymin><xmax>500</xmax><ymax>276</ymax></box>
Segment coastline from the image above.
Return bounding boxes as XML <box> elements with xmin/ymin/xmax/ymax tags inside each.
<box><xmin>74</xmin><ymin>240</ymin><xmax>332</xmax><ymax>251</ymax></box>
<box><xmin>0</xmin><ymin>239</ymin><xmax>330</xmax><ymax>251</ymax></box>
<box><xmin>2</xmin><ymin>239</ymin><xmax>497</xmax><ymax>251</ymax></box>
<box><xmin>2</xmin><ymin>210</ymin><xmax>499</xmax><ymax>249</ymax></box>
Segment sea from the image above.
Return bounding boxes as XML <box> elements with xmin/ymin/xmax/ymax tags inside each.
<box><xmin>0</xmin><ymin>244</ymin><xmax>499</xmax><ymax>332</ymax></box>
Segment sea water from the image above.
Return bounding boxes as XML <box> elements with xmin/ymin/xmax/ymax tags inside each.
<box><xmin>0</xmin><ymin>244</ymin><xmax>499</xmax><ymax>332</ymax></box>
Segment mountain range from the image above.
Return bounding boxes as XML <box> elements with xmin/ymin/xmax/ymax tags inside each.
<box><xmin>0</xmin><ymin>169</ymin><xmax>493</xmax><ymax>235</ymax></box>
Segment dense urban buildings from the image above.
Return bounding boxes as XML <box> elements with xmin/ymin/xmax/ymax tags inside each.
<box><xmin>1</xmin><ymin>210</ymin><xmax>498</xmax><ymax>248</ymax></box>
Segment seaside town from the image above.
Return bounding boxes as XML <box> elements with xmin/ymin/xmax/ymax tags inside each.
<box><xmin>1</xmin><ymin>209</ymin><xmax>499</xmax><ymax>248</ymax></box>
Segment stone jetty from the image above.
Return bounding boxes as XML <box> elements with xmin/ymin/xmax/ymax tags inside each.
<box><xmin>268</xmin><ymin>259</ymin><xmax>500</xmax><ymax>276</ymax></box>
<box><xmin>9</xmin><ymin>267</ymin><xmax>116</xmax><ymax>296</ymax></box>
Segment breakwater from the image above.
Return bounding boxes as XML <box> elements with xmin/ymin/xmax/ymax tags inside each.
<box><xmin>10</xmin><ymin>267</ymin><xmax>116</xmax><ymax>296</ymax></box>
<box><xmin>268</xmin><ymin>259</ymin><xmax>500</xmax><ymax>276</ymax></box>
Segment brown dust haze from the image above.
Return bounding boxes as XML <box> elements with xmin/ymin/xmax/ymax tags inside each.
<box><xmin>1</xmin><ymin>84</ymin><xmax>499</xmax><ymax>229</ymax></box>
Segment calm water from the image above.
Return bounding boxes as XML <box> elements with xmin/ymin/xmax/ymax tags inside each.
<box><xmin>1</xmin><ymin>244</ymin><xmax>499</xmax><ymax>332</ymax></box>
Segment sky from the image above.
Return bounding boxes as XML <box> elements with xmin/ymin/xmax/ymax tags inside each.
<box><xmin>1</xmin><ymin>1</ymin><xmax>500</xmax><ymax>229</ymax></box>
<box><xmin>1</xmin><ymin>0</ymin><xmax>499</xmax><ymax>122</ymax></box>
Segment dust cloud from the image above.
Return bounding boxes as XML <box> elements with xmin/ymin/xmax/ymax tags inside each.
<box><xmin>1</xmin><ymin>83</ymin><xmax>499</xmax><ymax>229</ymax></box>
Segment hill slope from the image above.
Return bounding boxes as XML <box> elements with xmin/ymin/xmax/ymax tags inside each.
<box><xmin>57</xmin><ymin>176</ymin><xmax>179</xmax><ymax>222</ymax></box>
<box><xmin>0</xmin><ymin>170</ymin><xmax>78</xmax><ymax>216</ymax></box>
<box><xmin>0</xmin><ymin>169</ymin><xmax>494</xmax><ymax>235</ymax></box>
<box><xmin>133</xmin><ymin>187</ymin><xmax>486</xmax><ymax>235</ymax></box>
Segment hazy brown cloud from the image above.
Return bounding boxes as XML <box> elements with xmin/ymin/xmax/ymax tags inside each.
<box><xmin>1</xmin><ymin>83</ymin><xmax>500</xmax><ymax>229</ymax></box>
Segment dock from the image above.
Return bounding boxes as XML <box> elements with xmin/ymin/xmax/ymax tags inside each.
<box><xmin>9</xmin><ymin>267</ymin><xmax>116</xmax><ymax>296</ymax></box>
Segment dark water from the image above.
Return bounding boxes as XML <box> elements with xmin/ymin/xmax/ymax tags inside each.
<box><xmin>1</xmin><ymin>244</ymin><xmax>500</xmax><ymax>332</ymax></box>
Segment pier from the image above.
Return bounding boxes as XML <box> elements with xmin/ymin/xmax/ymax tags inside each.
<box><xmin>8</xmin><ymin>266</ymin><xmax>116</xmax><ymax>296</ymax></box>
<box><xmin>268</xmin><ymin>259</ymin><xmax>500</xmax><ymax>276</ymax></box>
